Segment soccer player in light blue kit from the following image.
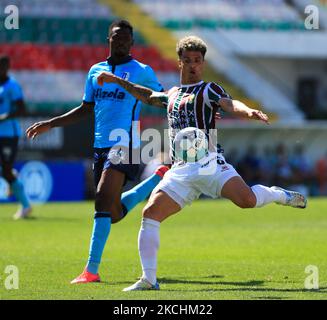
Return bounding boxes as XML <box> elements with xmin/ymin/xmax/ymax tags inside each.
<box><xmin>0</xmin><ymin>55</ymin><xmax>32</xmax><ymax>219</ymax></box>
<box><xmin>26</xmin><ymin>20</ymin><xmax>169</xmax><ymax>283</ymax></box>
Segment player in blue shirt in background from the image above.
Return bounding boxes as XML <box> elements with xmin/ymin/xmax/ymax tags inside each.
<box><xmin>0</xmin><ymin>55</ymin><xmax>32</xmax><ymax>220</ymax></box>
<box><xmin>26</xmin><ymin>20</ymin><xmax>168</xmax><ymax>283</ymax></box>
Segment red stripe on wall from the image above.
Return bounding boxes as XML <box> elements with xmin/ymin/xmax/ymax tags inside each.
<box><xmin>0</xmin><ymin>43</ymin><xmax>178</xmax><ymax>72</ymax></box>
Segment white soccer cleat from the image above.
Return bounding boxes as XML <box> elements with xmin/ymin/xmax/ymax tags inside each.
<box><xmin>271</xmin><ymin>186</ymin><xmax>307</xmax><ymax>209</ymax></box>
<box><xmin>13</xmin><ymin>207</ymin><xmax>33</xmax><ymax>220</ymax></box>
<box><xmin>123</xmin><ymin>277</ymin><xmax>160</xmax><ymax>292</ymax></box>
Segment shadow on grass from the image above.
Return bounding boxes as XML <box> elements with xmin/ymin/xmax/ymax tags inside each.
<box><xmin>1</xmin><ymin>216</ymin><xmax>38</xmax><ymax>222</ymax></box>
<box><xmin>158</xmin><ymin>275</ymin><xmax>327</xmax><ymax>296</ymax></box>
<box><xmin>106</xmin><ymin>276</ymin><xmax>327</xmax><ymax>298</ymax></box>
<box><xmin>159</xmin><ymin>277</ymin><xmax>264</xmax><ymax>287</ymax></box>
<box><xmin>16</xmin><ymin>216</ymin><xmax>78</xmax><ymax>223</ymax></box>
<box><xmin>193</xmin><ymin>287</ymin><xmax>327</xmax><ymax>294</ymax></box>
<box><xmin>256</xmin><ymin>296</ymin><xmax>284</xmax><ymax>300</ymax></box>
<box><xmin>164</xmin><ymin>281</ymin><xmax>327</xmax><ymax>296</ymax></box>
<box><xmin>111</xmin><ymin>276</ymin><xmax>263</xmax><ymax>287</ymax></box>
<box><xmin>204</xmin><ymin>275</ymin><xmax>224</xmax><ymax>279</ymax></box>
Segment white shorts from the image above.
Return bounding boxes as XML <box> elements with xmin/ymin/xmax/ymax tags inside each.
<box><xmin>152</xmin><ymin>152</ymin><xmax>240</xmax><ymax>208</ymax></box>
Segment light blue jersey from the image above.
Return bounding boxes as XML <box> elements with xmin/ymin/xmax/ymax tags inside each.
<box><xmin>0</xmin><ymin>76</ymin><xmax>23</xmax><ymax>137</ymax></box>
<box><xmin>83</xmin><ymin>56</ymin><xmax>163</xmax><ymax>149</ymax></box>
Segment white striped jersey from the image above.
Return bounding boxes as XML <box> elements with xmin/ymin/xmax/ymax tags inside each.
<box><xmin>157</xmin><ymin>80</ymin><xmax>231</xmax><ymax>162</ymax></box>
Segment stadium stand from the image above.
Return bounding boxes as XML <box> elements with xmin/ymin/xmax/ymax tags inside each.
<box><xmin>134</xmin><ymin>0</ymin><xmax>305</xmax><ymax>30</ymax></box>
<box><xmin>0</xmin><ymin>0</ymin><xmax>269</xmax><ymax>119</ymax></box>
<box><xmin>0</xmin><ymin>0</ymin><xmax>326</xmax><ymax>117</ymax></box>
<box><xmin>0</xmin><ymin>0</ymin><xmax>179</xmax><ymax>115</ymax></box>
<box><xmin>1</xmin><ymin>0</ymin><xmax>326</xmax><ymax>120</ymax></box>
<box><xmin>101</xmin><ymin>0</ymin><xmax>268</xmax><ymax>120</ymax></box>
<box><xmin>0</xmin><ymin>0</ymin><xmax>112</xmax><ymax>17</ymax></box>
<box><xmin>0</xmin><ymin>44</ymin><xmax>177</xmax><ymax>71</ymax></box>
<box><xmin>131</xmin><ymin>0</ymin><xmax>327</xmax><ymax>121</ymax></box>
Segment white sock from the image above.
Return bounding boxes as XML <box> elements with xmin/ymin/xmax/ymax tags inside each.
<box><xmin>138</xmin><ymin>217</ymin><xmax>160</xmax><ymax>285</ymax></box>
<box><xmin>251</xmin><ymin>185</ymin><xmax>287</xmax><ymax>208</ymax></box>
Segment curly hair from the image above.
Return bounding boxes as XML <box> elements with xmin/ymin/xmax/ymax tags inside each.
<box><xmin>176</xmin><ymin>36</ymin><xmax>207</xmax><ymax>58</ymax></box>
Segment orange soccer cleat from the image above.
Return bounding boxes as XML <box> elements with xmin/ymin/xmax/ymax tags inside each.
<box><xmin>154</xmin><ymin>165</ymin><xmax>169</xmax><ymax>178</ymax></box>
<box><xmin>70</xmin><ymin>269</ymin><xmax>101</xmax><ymax>284</ymax></box>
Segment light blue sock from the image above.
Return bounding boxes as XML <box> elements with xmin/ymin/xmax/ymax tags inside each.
<box><xmin>11</xmin><ymin>179</ymin><xmax>30</xmax><ymax>209</ymax></box>
<box><xmin>121</xmin><ymin>173</ymin><xmax>161</xmax><ymax>215</ymax></box>
<box><xmin>86</xmin><ymin>212</ymin><xmax>112</xmax><ymax>275</ymax></box>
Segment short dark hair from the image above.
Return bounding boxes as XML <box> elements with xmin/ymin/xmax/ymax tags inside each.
<box><xmin>108</xmin><ymin>19</ymin><xmax>133</xmax><ymax>36</ymax></box>
<box><xmin>0</xmin><ymin>54</ymin><xmax>10</xmax><ymax>65</ymax></box>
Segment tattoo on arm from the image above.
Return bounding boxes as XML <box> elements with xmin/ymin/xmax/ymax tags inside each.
<box><xmin>115</xmin><ymin>78</ymin><xmax>153</xmax><ymax>104</ymax></box>
<box><xmin>114</xmin><ymin>77</ymin><xmax>165</xmax><ymax>108</ymax></box>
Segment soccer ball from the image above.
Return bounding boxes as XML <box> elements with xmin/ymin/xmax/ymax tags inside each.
<box><xmin>173</xmin><ymin>127</ymin><xmax>208</xmax><ymax>162</ymax></box>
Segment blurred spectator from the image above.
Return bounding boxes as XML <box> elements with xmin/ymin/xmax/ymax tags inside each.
<box><xmin>237</xmin><ymin>145</ymin><xmax>262</xmax><ymax>185</ymax></box>
<box><xmin>274</xmin><ymin>143</ymin><xmax>293</xmax><ymax>188</ymax></box>
<box><xmin>315</xmin><ymin>151</ymin><xmax>327</xmax><ymax>196</ymax></box>
<box><xmin>259</xmin><ymin>145</ymin><xmax>275</xmax><ymax>185</ymax></box>
<box><xmin>289</xmin><ymin>144</ymin><xmax>311</xmax><ymax>197</ymax></box>
<box><xmin>224</xmin><ymin>147</ymin><xmax>239</xmax><ymax>168</ymax></box>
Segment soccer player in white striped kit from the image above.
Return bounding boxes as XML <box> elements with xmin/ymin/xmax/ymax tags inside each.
<box><xmin>97</xmin><ymin>36</ymin><xmax>307</xmax><ymax>291</ymax></box>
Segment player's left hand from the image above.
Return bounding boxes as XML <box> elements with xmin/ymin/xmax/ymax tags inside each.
<box><xmin>97</xmin><ymin>72</ymin><xmax>117</xmax><ymax>86</ymax></box>
<box><xmin>26</xmin><ymin>120</ymin><xmax>52</xmax><ymax>139</ymax></box>
<box><xmin>251</xmin><ymin>109</ymin><xmax>270</xmax><ymax>124</ymax></box>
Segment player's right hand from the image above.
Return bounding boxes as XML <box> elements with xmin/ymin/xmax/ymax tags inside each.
<box><xmin>26</xmin><ymin>121</ymin><xmax>52</xmax><ymax>139</ymax></box>
<box><xmin>97</xmin><ymin>72</ymin><xmax>116</xmax><ymax>86</ymax></box>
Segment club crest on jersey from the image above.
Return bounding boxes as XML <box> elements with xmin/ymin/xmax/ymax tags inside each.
<box><xmin>188</xmin><ymin>94</ymin><xmax>195</xmax><ymax>103</ymax></box>
<box><xmin>121</xmin><ymin>72</ymin><xmax>130</xmax><ymax>81</ymax></box>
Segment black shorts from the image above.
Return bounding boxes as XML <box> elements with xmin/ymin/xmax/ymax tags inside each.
<box><xmin>0</xmin><ymin>137</ymin><xmax>19</xmax><ymax>165</ymax></box>
<box><xmin>93</xmin><ymin>147</ymin><xmax>140</xmax><ymax>188</ymax></box>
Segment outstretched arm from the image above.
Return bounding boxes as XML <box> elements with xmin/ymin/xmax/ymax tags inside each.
<box><xmin>219</xmin><ymin>98</ymin><xmax>269</xmax><ymax>124</ymax></box>
<box><xmin>26</xmin><ymin>101</ymin><xmax>94</xmax><ymax>139</ymax></box>
<box><xmin>97</xmin><ymin>71</ymin><xmax>166</xmax><ymax>108</ymax></box>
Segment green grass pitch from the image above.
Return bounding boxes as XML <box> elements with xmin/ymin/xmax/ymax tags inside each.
<box><xmin>0</xmin><ymin>198</ymin><xmax>326</xmax><ymax>300</ymax></box>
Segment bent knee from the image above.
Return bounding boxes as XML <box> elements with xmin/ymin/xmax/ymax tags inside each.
<box><xmin>142</xmin><ymin>201</ymin><xmax>168</xmax><ymax>220</ymax></box>
<box><xmin>95</xmin><ymin>194</ymin><xmax>123</xmax><ymax>222</ymax></box>
<box><xmin>237</xmin><ymin>193</ymin><xmax>257</xmax><ymax>209</ymax></box>
<box><xmin>100</xmin><ymin>207</ymin><xmax>123</xmax><ymax>224</ymax></box>
<box><xmin>142</xmin><ymin>205</ymin><xmax>156</xmax><ymax>219</ymax></box>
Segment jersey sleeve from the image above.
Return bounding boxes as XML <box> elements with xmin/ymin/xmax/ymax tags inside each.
<box><xmin>82</xmin><ymin>69</ymin><xmax>95</xmax><ymax>103</ymax></box>
<box><xmin>11</xmin><ymin>80</ymin><xmax>24</xmax><ymax>101</ymax></box>
<box><xmin>207</xmin><ymin>82</ymin><xmax>231</xmax><ymax>108</ymax></box>
<box><xmin>139</xmin><ymin>65</ymin><xmax>164</xmax><ymax>92</ymax></box>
